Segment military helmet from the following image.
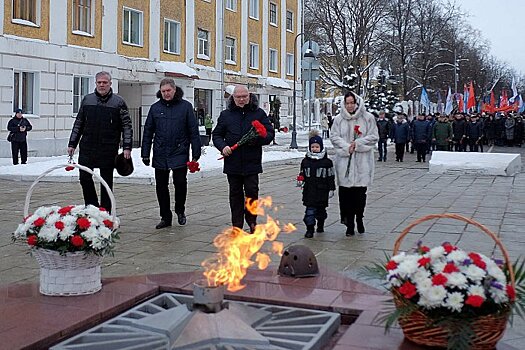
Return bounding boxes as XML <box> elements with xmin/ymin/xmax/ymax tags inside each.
<box><xmin>278</xmin><ymin>245</ymin><xmax>319</xmax><ymax>277</ymax></box>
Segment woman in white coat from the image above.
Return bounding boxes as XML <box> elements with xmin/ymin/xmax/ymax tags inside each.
<box><xmin>330</xmin><ymin>91</ymin><xmax>379</xmax><ymax>236</ymax></box>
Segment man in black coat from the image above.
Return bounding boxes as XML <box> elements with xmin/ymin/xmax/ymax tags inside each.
<box><xmin>212</xmin><ymin>85</ymin><xmax>274</xmax><ymax>233</ymax></box>
<box><xmin>376</xmin><ymin>110</ymin><xmax>390</xmax><ymax>161</ymax></box>
<box><xmin>68</xmin><ymin>71</ymin><xmax>133</xmax><ymax>212</ymax></box>
<box><xmin>141</xmin><ymin>78</ymin><xmax>201</xmax><ymax>229</ymax></box>
<box><xmin>7</xmin><ymin>108</ymin><xmax>32</xmax><ymax>165</ymax></box>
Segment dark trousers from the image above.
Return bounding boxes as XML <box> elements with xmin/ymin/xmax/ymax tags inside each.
<box><xmin>395</xmin><ymin>143</ymin><xmax>405</xmax><ymax>161</ymax></box>
<box><xmin>155</xmin><ymin>167</ymin><xmax>188</xmax><ymax>222</ymax></box>
<box><xmin>415</xmin><ymin>142</ymin><xmax>427</xmax><ymax>161</ymax></box>
<box><xmin>436</xmin><ymin>145</ymin><xmax>448</xmax><ymax>151</ymax></box>
<box><xmin>227</xmin><ymin>174</ymin><xmax>259</xmax><ymax>229</ymax></box>
<box><xmin>378</xmin><ymin>139</ymin><xmax>387</xmax><ymax>160</ymax></box>
<box><xmin>338</xmin><ymin>186</ymin><xmax>367</xmax><ymax>229</ymax></box>
<box><xmin>205</xmin><ymin>128</ymin><xmax>212</xmax><ymax>136</ymax></box>
<box><xmin>453</xmin><ymin>140</ymin><xmax>465</xmax><ymax>152</ymax></box>
<box><xmin>468</xmin><ymin>140</ymin><xmax>480</xmax><ymax>152</ymax></box>
<box><xmin>303</xmin><ymin>206</ymin><xmax>327</xmax><ymax>226</ymax></box>
<box><xmin>11</xmin><ymin>141</ymin><xmax>27</xmax><ymax>165</ymax></box>
<box><xmin>79</xmin><ymin>167</ymin><xmax>114</xmax><ymax>212</ymax></box>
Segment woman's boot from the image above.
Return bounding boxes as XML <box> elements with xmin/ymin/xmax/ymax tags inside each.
<box><xmin>345</xmin><ymin>214</ymin><xmax>355</xmax><ymax>236</ymax></box>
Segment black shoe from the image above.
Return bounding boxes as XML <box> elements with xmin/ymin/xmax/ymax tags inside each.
<box><xmin>356</xmin><ymin>219</ymin><xmax>365</xmax><ymax>234</ymax></box>
<box><xmin>177</xmin><ymin>213</ymin><xmax>186</xmax><ymax>225</ymax></box>
<box><xmin>395</xmin><ymin>159</ymin><xmax>399</xmax><ymax>162</ymax></box>
<box><xmin>155</xmin><ymin>219</ymin><xmax>172</xmax><ymax>229</ymax></box>
<box><xmin>316</xmin><ymin>220</ymin><xmax>325</xmax><ymax>233</ymax></box>
<box><xmin>305</xmin><ymin>225</ymin><xmax>315</xmax><ymax>238</ymax></box>
<box><xmin>345</xmin><ymin>227</ymin><xmax>355</xmax><ymax>236</ymax></box>
<box><xmin>377</xmin><ymin>158</ymin><xmax>382</xmax><ymax>162</ymax></box>
<box><xmin>304</xmin><ymin>231</ymin><xmax>314</xmax><ymax>238</ymax></box>
<box><xmin>416</xmin><ymin>159</ymin><xmax>421</xmax><ymax>162</ymax></box>
<box><xmin>383</xmin><ymin>158</ymin><xmax>387</xmax><ymax>162</ymax></box>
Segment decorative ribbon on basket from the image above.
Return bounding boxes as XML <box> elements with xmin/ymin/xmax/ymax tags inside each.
<box><xmin>387</xmin><ymin>213</ymin><xmax>516</xmax><ymax>350</ymax></box>
<box><xmin>13</xmin><ymin>162</ymin><xmax>119</xmax><ymax>296</ymax></box>
<box><xmin>217</xmin><ymin>120</ymin><xmax>268</xmax><ymax>160</ymax></box>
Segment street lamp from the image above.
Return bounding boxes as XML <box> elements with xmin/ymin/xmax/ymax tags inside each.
<box><xmin>290</xmin><ymin>33</ymin><xmax>315</xmax><ymax>149</ymax></box>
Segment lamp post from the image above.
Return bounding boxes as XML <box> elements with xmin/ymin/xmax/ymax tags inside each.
<box><xmin>290</xmin><ymin>33</ymin><xmax>315</xmax><ymax>149</ymax></box>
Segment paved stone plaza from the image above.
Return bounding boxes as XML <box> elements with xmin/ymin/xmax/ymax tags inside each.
<box><xmin>1</xmin><ymin>143</ymin><xmax>524</xmax><ymax>347</ymax></box>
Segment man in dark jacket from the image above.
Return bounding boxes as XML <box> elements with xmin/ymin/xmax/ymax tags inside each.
<box><xmin>68</xmin><ymin>71</ymin><xmax>132</xmax><ymax>212</ymax></box>
<box><xmin>412</xmin><ymin>113</ymin><xmax>431</xmax><ymax>162</ymax></box>
<box><xmin>466</xmin><ymin>114</ymin><xmax>483</xmax><ymax>152</ymax></box>
<box><xmin>141</xmin><ymin>78</ymin><xmax>201</xmax><ymax>229</ymax></box>
<box><xmin>7</xmin><ymin>108</ymin><xmax>32</xmax><ymax>165</ymax></box>
<box><xmin>212</xmin><ymin>85</ymin><xmax>274</xmax><ymax>233</ymax></box>
<box><xmin>451</xmin><ymin>113</ymin><xmax>467</xmax><ymax>151</ymax></box>
<box><xmin>390</xmin><ymin>114</ymin><xmax>410</xmax><ymax>162</ymax></box>
<box><xmin>376</xmin><ymin>110</ymin><xmax>390</xmax><ymax>161</ymax></box>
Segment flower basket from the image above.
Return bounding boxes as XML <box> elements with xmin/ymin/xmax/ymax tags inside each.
<box><xmin>391</xmin><ymin>213</ymin><xmax>515</xmax><ymax>350</ymax></box>
<box><xmin>14</xmin><ymin>163</ymin><xmax>119</xmax><ymax>296</ymax></box>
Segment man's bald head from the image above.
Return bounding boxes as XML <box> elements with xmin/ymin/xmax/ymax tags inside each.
<box><xmin>232</xmin><ymin>85</ymin><xmax>250</xmax><ymax>108</ymax></box>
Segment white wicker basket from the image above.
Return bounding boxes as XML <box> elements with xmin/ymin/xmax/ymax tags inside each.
<box><xmin>24</xmin><ymin>162</ymin><xmax>117</xmax><ymax>296</ymax></box>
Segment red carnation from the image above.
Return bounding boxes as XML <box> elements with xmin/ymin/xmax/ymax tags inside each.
<box><xmin>58</xmin><ymin>205</ymin><xmax>74</xmax><ymax>215</ymax></box>
<box><xmin>443</xmin><ymin>263</ymin><xmax>459</xmax><ymax>273</ymax></box>
<box><xmin>186</xmin><ymin>161</ymin><xmax>201</xmax><ymax>173</ymax></box>
<box><xmin>399</xmin><ymin>281</ymin><xmax>417</xmax><ymax>299</ymax></box>
<box><xmin>252</xmin><ymin>120</ymin><xmax>268</xmax><ymax>138</ymax></box>
<box><xmin>33</xmin><ymin>217</ymin><xmax>46</xmax><ymax>227</ymax></box>
<box><xmin>99</xmin><ymin>207</ymin><xmax>107</xmax><ymax>212</ymax></box>
<box><xmin>353</xmin><ymin>125</ymin><xmax>362</xmax><ymax>136</ymax></box>
<box><xmin>54</xmin><ymin>221</ymin><xmax>65</xmax><ymax>230</ymax></box>
<box><xmin>386</xmin><ymin>260</ymin><xmax>398</xmax><ymax>271</ymax></box>
<box><xmin>76</xmin><ymin>217</ymin><xmax>91</xmax><ymax>230</ymax></box>
<box><xmin>27</xmin><ymin>235</ymin><xmax>38</xmax><ymax>246</ymax></box>
<box><xmin>418</xmin><ymin>257</ymin><xmax>431</xmax><ymax>267</ymax></box>
<box><xmin>65</xmin><ymin>165</ymin><xmax>75</xmax><ymax>171</ymax></box>
<box><xmin>432</xmin><ymin>273</ymin><xmax>448</xmax><ymax>286</ymax></box>
<box><xmin>103</xmin><ymin>219</ymin><xmax>114</xmax><ymax>229</ymax></box>
<box><xmin>473</xmin><ymin>259</ymin><xmax>486</xmax><ymax>269</ymax></box>
<box><xmin>507</xmin><ymin>285</ymin><xmax>516</xmax><ymax>301</ymax></box>
<box><xmin>296</xmin><ymin>175</ymin><xmax>304</xmax><ymax>182</ymax></box>
<box><xmin>442</xmin><ymin>243</ymin><xmax>456</xmax><ymax>253</ymax></box>
<box><xmin>465</xmin><ymin>295</ymin><xmax>484</xmax><ymax>307</ymax></box>
<box><xmin>71</xmin><ymin>235</ymin><xmax>84</xmax><ymax>247</ymax></box>
<box><xmin>420</xmin><ymin>245</ymin><xmax>430</xmax><ymax>253</ymax></box>
<box><xmin>468</xmin><ymin>252</ymin><xmax>482</xmax><ymax>262</ymax></box>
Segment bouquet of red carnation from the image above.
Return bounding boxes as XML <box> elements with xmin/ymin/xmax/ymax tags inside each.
<box><xmin>345</xmin><ymin>125</ymin><xmax>362</xmax><ymax>177</ymax></box>
<box><xmin>186</xmin><ymin>161</ymin><xmax>200</xmax><ymax>173</ymax></box>
<box><xmin>296</xmin><ymin>174</ymin><xmax>304</xmax><ymax>187</ymax></box>
<box><xmin>218</xmin><ymin>120</ymin><xmax>268</xmax><ymax>160</ymax></box>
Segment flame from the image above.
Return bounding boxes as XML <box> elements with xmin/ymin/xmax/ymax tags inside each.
<box><xmin>201</xmin><ymin>196</ymin><xmax>295</xmax><ymax>292</ymax></box>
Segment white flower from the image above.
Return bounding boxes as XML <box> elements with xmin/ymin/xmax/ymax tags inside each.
<box><xmin>486</xmin><ymin>261</ymin><xmax>506</xmax><ymax>282</ymax></box>
<box><xmin>397</xmin><ymin>257</ymin><xmax>419</xmax><ymax>278</ymax></box>
<box><xmin>34</xmin><ymin>206</ymin><xmax>59</xmax><ymax>218</ymax></box>
<box><xmin>412</xmin><ymin>269</ymin><xmax>431</xmax><ymax>284</ymax></box>
<box><xmin>465</xmin><ymin>265</ymin><xmax>486</xmax><ymax>282</ymax></box>
<box><xmin>446</xmin><ymin>272</ymin><xmax>469</xmax><ymax>289</ymax></box>
<box><xmin>62</xmin><ymin>215</ymin><xmax>77</xmax><ymax>227</ymax></box>
<box><xmin>58</xmin><ymin>226</ymin><xmax>74</xmax><ymax>240</ymax></box>
<box><xmin>447</xmin><ymin>250</ymin><xmax>468</xmax><ymax>263</ymax></box>
<box><xmin>432</xmin><ymin>261</ymin><xmax>446</xmax><ymax>274</ymax></box>
<box><xmin>38</xmin><ymin>226</ymin><xmax>60</xmax><ymax>242</ymax></box>
<box><xmin>418</xmin><ymin>286</ymin><xmax>447</xmax><ymax>308</ymax></box>
<box><xmin>416</xmin><ymin>277</ymin><xmax>433</xmax><ymax>292</ymax></box>
<box><xmin>468</xmin><ymin>285</ymin><xmax>485</xmax><ymax>297</ymax></box>
<box><xmin>430</xmin><ymin>246</ymin><xmax>445</xmax><ymax>259</ymax></box>
<box><xmin>98</xmin><ymin>226</ymin><xmax>113</xmax><ymax>239</ymax></box>
<box><xmin>45</xmin><ymin>213</ymin><xmax>61</xmax><ymax>226</ymax></box>
<box><xmin>391</xmin><ymin>252</ymin><xmax>406</xmax><ymax>263</ymax></box>
<box><xmin>490</xmin><ymin>287</ymin><xmax>509</xmax><ymax>303</ymax></box>
<box><xmin>444</xmin><ymin>292</ymin><xmax>464</xmax><ymax>312</ymax></box>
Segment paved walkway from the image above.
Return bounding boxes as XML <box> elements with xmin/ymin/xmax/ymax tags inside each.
<box><xmin>1</xmin><ymin>142</ymin><xmax>524</xmax><ymax>347</ymax></box>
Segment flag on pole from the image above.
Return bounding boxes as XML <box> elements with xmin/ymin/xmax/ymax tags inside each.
<box><xmin>501</xmin><ymin>90</ymin><xmax>509</xmax><ymax>107</ymax></box>
<box><xmin>437</xmin><ymin>90</ymin><xmax>443</xmax><ymax>114</ymax></box>
<box><xmin>467</xmin><ymin>82</ymin><xmax>476</xmax><ymax>110</ymax></box>
<box><xmin>519</xmin><ymin>95</ymin><xmax>524</xmax><ymax>113</ymax></box>
<box><xmin>463</xmin><ymin>84</ymin><xmax>469</xmax><ymax>112</ymax></box>
<box><xmin>509</xmin><ymin>77</ymin><xmax>518</xmax><ymax>103</ymax></box>
<box><xmin>458</xmin><ymin>94</ymin><xmax>464</xmax><ymax>113</ymax></box>
<box><xmin>445</xmin><ymin>87</ymin><xmax>453</xmax><ymax>115</ymax></box>
<box><xmin>420</xmin><ymin>87</ymin><xmax>431</xmax><ymax>112</ymax></box>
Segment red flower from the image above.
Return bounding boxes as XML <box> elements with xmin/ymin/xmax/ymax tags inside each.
<box><xmin>507</xmin><ymin>285</ymin><xmax>516</xmax><ymax>301</ymax></box>
<box><xmin>296</xmin><ymin>175</ymin><xmax>304</xmax><ymax>182</ymax></box>
<box><xmin>99</xmin><ymin>207</ymin><xmax>107</xmax><ymax>212</ymax></box>
<box><xmin>71</xmin><ymin>235</ymin><xmax>84</xmax><ymax>247</ymax></box>
<box><xmin>27</xmin><ymin>235</ymin><xmax>38</xmax><ymax>246</ymax></box>
<box><xmin>186</xmin><ymin>161</ymin><xmax>201</xmax><ymax>173</ymax></box>
<box><xmin>432</xmin><ymin>273</ymin><xmax>448</xmax><ymax>286</ymax></box>
<box><xmin>77</xmin><ymin>217</ymin><xmax>91</xmax><ymax>230</ymax></box>
<box><xmin>58</xmin><ymin>205</ymin><xmax>74</xmax><ymax>215</ymax></box>
<box><xmin>443</xmin><ymin>263</ymin><xmax>459</xmax><ymax>273</ymax></box>
<box><xmin>252</xmin><ymin>120</ymin><xmax>268</xmax><ymax>138</ymax></box>
<box><xmin>65</xmin><ymin>165</ymin><xmax>75</xmax><ymax>171</ymax></box>
<box><xmin>103</xmin><ymin>219</ymin><xmax>114</xmax><ymax>229</ymax></box>
<box><xmin>33</xmin><ymin>217</ymin><xmax>46</xmax><ymax>227</ymax></box>
<box><xmin>420</xmin><ymin>245</ymin><xmax>430</xmax><ymax>253</ymax></box>
<box><xmin>468</xmin><ymin>252</ymin><xmax>482</xmax><ymax>262</ymax></box>
<box><xmin>399</xmin><ymin>281</ymin><xmax>417</xmax><ymax>299</ymax></box>
<box><xmin>465</xmin><ymin>295</ymin><xmax>484</xmax><ymax>307</ymax></box>
<box><xmin>54</xmin><ymin>221</ymin><xmax>65</xmax><ymax>230</ymax></box>
<box><xmin>386</xmin><ymin>260</ymin><xmax>398</xmax><ymax>270</ymax></box>
<box><xmin>468</xmin><ymin>252</ymin><xmax>486</xmax><ymax>269</ymax></box>
<box><xmin>418</xmin><ymin>257</ymin><xmax>431</xmax><ymax>267</ymax></box>
<box><xmin>353</xmin><ymin>125</ymin><xmax>362</xmax><ymax>136</ymax></box>
<box><xmin>442</xmin><ymin>243</ymin><xmax>456</xmax><ymax>253</ymax></box>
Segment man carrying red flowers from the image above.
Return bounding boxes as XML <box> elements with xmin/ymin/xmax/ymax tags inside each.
<box><xmin>212</xmin><ymin>85</ymin><xmax>274</xmax><ymax>233</ymax></box>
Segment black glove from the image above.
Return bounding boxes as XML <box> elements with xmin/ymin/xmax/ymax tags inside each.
<box><xmin>142</xmin><ymin>157</ymin><xmax>150</xmax><ymax>166</ymax></box>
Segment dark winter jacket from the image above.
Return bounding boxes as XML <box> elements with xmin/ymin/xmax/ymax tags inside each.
<box><xmin>68</xmin><ymin>89</ymin><xmax>133</xmax><ymax>168</ymax></box>
<box><xmin>466</xmin><ymin>121</ymin><xmax>483</xmax><ymax>140</ymax></box>
<box><xmin>212</xmin><ymin>94</ymin><xmax>274</xmax><ymax>175</ymax></box>
<box><xmin>432</xmin><ymin>121</ymin><xmax>452</xmax><ymax>146</ymax></box>
<box><xmin>391</xmin><ymin>120</ymin><xmax>410</xmax><ymax>144</ymax></box>
<box><xmin>376</xmin><ymin>119</ymin><xmax>391</xmax><ymax>140</ymax></box>
<box><xmin>141</xmin><ymin>87</ymin><xmax>202</xmax><ymax>169</ymax></box>
<box><xmin>452</xmin><ymin>119</ymin><xmax>467</xmax><ymax>141</ymax></box>
<box><xmin>515</xmin><ymin>119</ymin><xmax>524</xmax><ymax>143</ymax></box>
<box><xmin>300</xmin><ymin>152</ymin><xmax>335</xmax><ymax>207</ymax></box>
<box><xmin>7</xmin><ymin>116</ymin><xmax>32</xmax><ymax>143</ymax></box>
<box><xmin>483</xmin><ymin>117</ymin><xmax>496</xmax><ymax>140</ymax></box>
<box><xmin>411</xmin><ymin>119</ymin><xmax>431</xmax><ymax>144</ymax></box>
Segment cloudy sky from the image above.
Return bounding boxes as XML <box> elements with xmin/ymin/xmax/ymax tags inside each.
<box><xmin>458</xmin><ymin>0</ymin><xmax>525</xmax><ymax>74</ymax></box>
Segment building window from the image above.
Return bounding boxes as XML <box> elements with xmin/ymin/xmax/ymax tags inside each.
<box><xmin>286</xmin><ymin>10</ymin><xmax>293</xmax><ymax>31</ymax></box>
<box><xmin>122</xmin><ymin>7</ymin><xmax>143</xmax><ymax>46</ymax></box>
<box><xmin>269</xmin><ymin>49</ymin><xmax>278</xmax><ymax>72</ymax></box>
<box><xmin>225</xmin><ymin>37</ymin><xmax>236</xmax><ymax>63</ymax></box>
<box><xmin>197</xmin><ymin>29</ymin><xmax>210</xmax><ymax>59</ymax></box>
<box><xmin>73</xmin><ymin>76</ymin><xmax>91</xmax><ymax>114</ymax></box>
<box><xmin>194</xmin><ymin>88</ymin><xmax>212</xmax><ymax>126</ymax></box>
<box><xmin>13</xmin><ymin>0</ymin><xmax>38</xmax><ymax>24</ymax></box>
<box><xmin>13</xmin><ymin>71</ymin><xmax>36</xmax><ymax>114</ymax></box>
<box><xmin>225</xmin><ymin>0</ymin><xmax>236</xmax><ymax>11</ymax></box>
<box><xmin>286</xmin><ymin>53</ymin><xmax>294</xmax><ymax>76</ymax></box>
<box><xmin>249</xmin><ymin>0</ymin><xmax>259</xmax><ymax>19</ymax></box>
<box><xmin>164</xmin><ymin>19</ymin><xmax>181</xmax><ymax>54</ymax></box>
<box><xmin>249</xmin><ymin>43</ymin><xmax>259</xmax><ymax>69</ymax></box>
<box><xmin>72</xmin><ymin>0</ymin><xmax>92</xmax><ymax>33</ymax></box>
<box><xmin>269</xmin><ymin>2</ymin><xmax>277</xmax><ymax>25</ymax></box>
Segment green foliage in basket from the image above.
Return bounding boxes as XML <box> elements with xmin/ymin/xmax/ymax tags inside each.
<box><xmin>13</xmin><ymin>205</ymin><xmax>120</xmax><ymax>256</ymax></box>
<box><xmin>361</xmin><ymin>242</ymin><xmax>524</xmax><ymax>350</ymax></box>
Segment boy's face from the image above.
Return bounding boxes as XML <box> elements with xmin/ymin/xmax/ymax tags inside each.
<box><xmin>310</xmin><ymin>143</ymin><xmax>321</xmax><ymax>153</ymax></box>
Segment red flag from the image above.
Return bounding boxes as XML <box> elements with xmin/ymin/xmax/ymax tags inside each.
<box><xmin>490</xmin><ymin>90</ymin><xmax>495</xmax><ymax>108</ymax></box>
<box><xmin>501</xmin><ymin>90</ymin><xmax>509</xmax><ymax>107</ymax></box>
<box><xmin>467</xmin><ymin>82</ymin><xmax>476</xmax><ymax>110</ymax></box>
<box><xmin>458</xmin><ymin>94</ymin><xmax>464</xmax><ymax>113</ymax></box>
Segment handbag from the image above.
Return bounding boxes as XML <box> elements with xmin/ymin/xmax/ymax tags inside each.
<box><xmin>7</xmin><ymin>132</ymin><xmax>14</xmax><ymax>142</ymax></box>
